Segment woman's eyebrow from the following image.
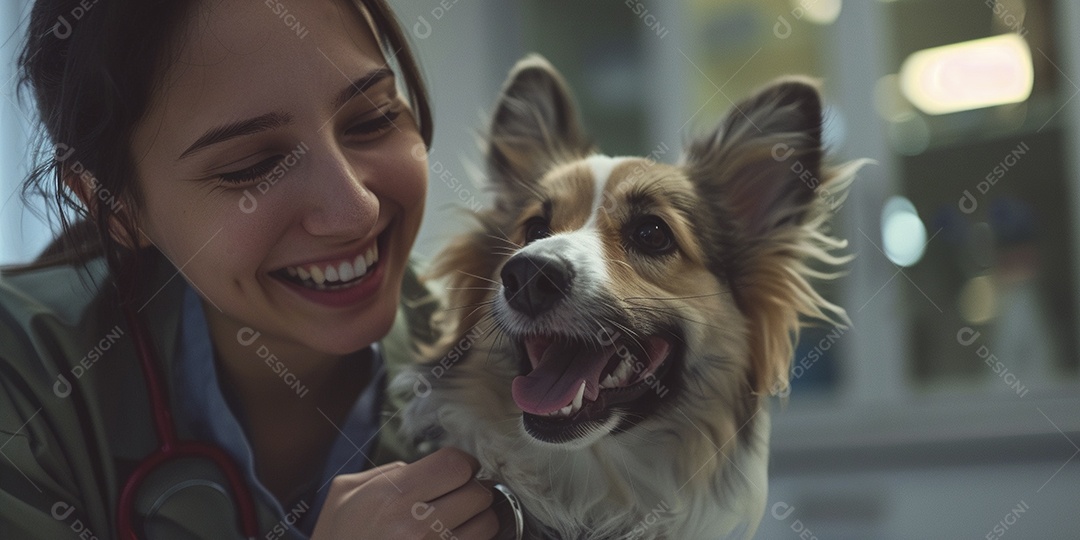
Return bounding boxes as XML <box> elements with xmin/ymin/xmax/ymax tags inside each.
<box><xmin>177</xmin><ymin>112</ymin><xmax>292</xmax><ymax>160</ymax></box>
<box><xmin>331</xmin><ymin>67</ymin><xmax>395</xmax><ymax>111</ymax></box>
<box><xmin>176</xmin><ymin>68</ymin><xmax>395</xmax><ymax>161</ymax></box>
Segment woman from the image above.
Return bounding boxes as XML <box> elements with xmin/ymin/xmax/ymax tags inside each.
<box><xmin>0</xmin><ymin>0</ymin><xmax>500</xmax><ymax>538</ymax></box>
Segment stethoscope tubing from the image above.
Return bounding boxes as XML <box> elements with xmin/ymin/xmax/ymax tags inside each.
<box><xmin>118</xmin><ymin>302</ymin><xmax>260</xmax><ymax>539</ymax></box>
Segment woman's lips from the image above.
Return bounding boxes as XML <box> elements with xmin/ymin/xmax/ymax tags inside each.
<box><xmin>270</xmin><ymin>228</ymin><xmax>391</xmax><ymax>308</ymax></box>
<box><xmin>280</xmin><ymin>242</ymin><xmax>380</xmax><ymax>287</ymax></box>
<box><xmin>273</xmin><ymin>221</ymin><xmax>390</xmax><ymax>282</ymax></box>
<box><xmin>275</xmin><ymin>259</ymin><xmax>386</xmax><ymax>308</ymax></box>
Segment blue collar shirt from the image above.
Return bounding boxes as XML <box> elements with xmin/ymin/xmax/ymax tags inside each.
<box><xmin>172</xmin><ymin>283</ymin><xmax>385</xmax><ymax>538</ymax></box>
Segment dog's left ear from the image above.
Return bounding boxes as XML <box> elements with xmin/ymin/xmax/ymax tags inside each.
<box><xmin>686</xmin><ymin>78</ymin><xmax>852</xmax><ymax>396</ymax></box>
<box><xmin>486</xmin><ymin>54</ymin><xmax>592</xmax><ymax>195</ymax></box>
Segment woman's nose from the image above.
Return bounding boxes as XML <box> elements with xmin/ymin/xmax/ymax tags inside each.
<box><xmin>300</xmin><ymin>146</ymin><xmax>379</xmax><ymax>239</ymax></box>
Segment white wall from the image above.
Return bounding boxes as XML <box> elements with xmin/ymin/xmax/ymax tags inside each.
<box><xmin>385</xmin><ymin>0</ymin><xmax>525</xmax><ymax>263</ymax></box>
<box><xmin>0</xmin><ymin>0</ymin><xmax>49</xmax><ymax>266</ymax></box>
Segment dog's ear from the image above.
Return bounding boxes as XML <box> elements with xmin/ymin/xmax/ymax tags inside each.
<box><xmin>686</xmin><ymin>78</ymin><xmax>855</xmax><ymax>396</ymax></box>
<box><xmin>487</xmin><ymin>54</ymin><xmax>592</xmax><ymax>193</ymax></box>
<box><xmin>686</xmin><ymin>78</ymin><xmax>826</xmax><ymax>237</ymax></box>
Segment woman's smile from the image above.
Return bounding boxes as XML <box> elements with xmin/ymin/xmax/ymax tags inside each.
<box><xmin>270</xmin><ymin>223</ymin><xmax>391</xmax><ymax>309</ymax></box>
<box><xmin>276</xmin><ymin>236</ymin><xmax>380</xmax><ymax>289</ymax></box>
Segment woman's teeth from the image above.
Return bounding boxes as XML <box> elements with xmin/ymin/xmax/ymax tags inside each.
<box><xmin>283</xmin><ymin>245</ymin><xmax>379</xmax><ymax>290</ymax></box>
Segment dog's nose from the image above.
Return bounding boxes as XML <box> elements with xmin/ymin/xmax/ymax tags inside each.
<box><xmin>501</xmin><ymin>255</ymin><xmax>573</xmax><ymax>317</ymax></box>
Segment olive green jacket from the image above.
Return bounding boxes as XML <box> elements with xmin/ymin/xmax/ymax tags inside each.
<box><xmin>0</xmin><ymin>251</ymin><xmax>436</xmax><ymax>539</ymax></box>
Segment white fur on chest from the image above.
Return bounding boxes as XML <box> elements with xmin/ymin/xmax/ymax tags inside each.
<box><xmin>396</xmin><ymin>338</ymin><xmax>770</xmax><ymax>540</ymax></box>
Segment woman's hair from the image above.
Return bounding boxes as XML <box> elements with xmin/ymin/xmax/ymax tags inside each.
<box><xmin>12</xmin><ymin>0</ymin><xmax>432</xmax><ymax>301</ymax></box>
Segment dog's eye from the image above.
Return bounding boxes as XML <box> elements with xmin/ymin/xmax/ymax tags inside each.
<box><xmin>523</xmin><ymin>217</ymin><xmax>552</xmax><ymax>244</ymax></box>
<box><xmin>629</xmin><ymin>217</ymin><xmax>675</xmax><ymax>255</ymax></box>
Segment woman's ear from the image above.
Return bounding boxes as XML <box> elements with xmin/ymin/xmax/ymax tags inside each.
<box><xmin>486</xmin><ymin>54</ymin><xmax>593</xmax><ymax>195</ymax></box>
<box><xmin>62</xmin><ymin>171</ymin><xmax>150</xmax><ymax>250</ymax></box>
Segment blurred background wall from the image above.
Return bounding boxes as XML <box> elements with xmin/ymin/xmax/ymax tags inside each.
<box><xmin>2</xmin><ymin>0</ymin><xmax>1078</xmax><ymax>537</ymax></box>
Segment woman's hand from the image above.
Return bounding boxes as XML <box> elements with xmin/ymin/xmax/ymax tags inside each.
<box><xmin>311</xmin><ymin>447</ymin><xmax>500</xmax><ymax>539</ymax></box>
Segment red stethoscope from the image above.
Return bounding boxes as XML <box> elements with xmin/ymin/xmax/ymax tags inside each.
<box><xmin>115</xmin><ymin>280</ymin><xmax>525</xmax><ymax>539</ymax></box>
<box><xmin>118</xmin><ymin>302</ymin><xmax>260</xmax><ymax>539</ymax></box>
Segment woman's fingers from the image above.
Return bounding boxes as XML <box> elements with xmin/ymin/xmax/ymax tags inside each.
<box><xmin>348</xmin><ymin>460</ymin><xmax>406</xmax><ymax>485</ymax></box>
<box><xmin>312</xmin><ymin>448</ymin><xmax>494</xmax><ymax>540</ymax></box>
<box><xmin>424</xmin><ymin>477</ymin><xmax>495</xmax><ymax>530</ymax></box>
<box><xmin>389</xmin><ymin>447</ymin><xmax>481</xmax><ymax>501</ymax></box>
<box><xmin>446</xmin><ymin>507</ymin><xmax>500</xmax><ymax>540</ymax></box>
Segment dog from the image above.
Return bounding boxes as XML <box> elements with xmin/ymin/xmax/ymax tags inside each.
<box><xmin>394</xmin><ymin>54</ymin><xmax>862</xmax><ymax>539</ymax></box>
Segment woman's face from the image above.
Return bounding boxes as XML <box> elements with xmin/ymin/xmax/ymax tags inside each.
<box><xmin>130</xmin><ymin>0</ymin><xmax>426</xmax><ymax>358</ymax></box>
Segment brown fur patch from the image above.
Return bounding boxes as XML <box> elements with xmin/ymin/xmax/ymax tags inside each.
<box><xmin>540</xmin><ymin>161</ymin><xmax>600</xmax><ymax>232</ymax></box>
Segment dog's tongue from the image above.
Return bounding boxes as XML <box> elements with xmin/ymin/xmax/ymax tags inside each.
<box><xmin>511</xmin><ymin>340</ymin><xmax>614</xmax><ymax>415</ymax></box>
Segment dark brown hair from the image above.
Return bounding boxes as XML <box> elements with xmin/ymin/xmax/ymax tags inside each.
<box><xmin>12</xmin><ymin>0</ymin><xmax>432</xmax><ymax>302</ymax></box>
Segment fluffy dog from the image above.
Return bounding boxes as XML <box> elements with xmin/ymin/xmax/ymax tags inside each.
<box><xmin>395</xmin><ymin>55</ymin><xmax>861</xmax><ymax>539</ymax></box>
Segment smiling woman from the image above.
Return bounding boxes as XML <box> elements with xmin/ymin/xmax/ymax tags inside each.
<box><xmin>0</xmin><ymin>0</ymin><xmax>503</xmax><ymax>539</ymax></box>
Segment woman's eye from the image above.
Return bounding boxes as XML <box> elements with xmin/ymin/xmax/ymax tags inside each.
<box><xmin>215</xmin><ymin>109</ymin><xmax>403</xmax><ymax>185</ymax></box>
<box><xmin>218</xmin><ymin>156</ymin><xmax>281</xmax><ymax>184</ymax></box>
<box><xmin>523</xmin><ymin>216</ymin><xmax>551</xmax><ymax>245</ymax></box>
<box><xmin>629</xmin><ymin>216</ymin><xmax>675</xmax><ymax>255</ymax></box>
<box><xmin>346</xmin><ymin>109</ymin><xmax>401</xmax><ymax>138</ymax></box>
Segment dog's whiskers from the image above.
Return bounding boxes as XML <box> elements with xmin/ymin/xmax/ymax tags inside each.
<box><xmin>441</xmin><ymin>299</ymin><xmax>495</xmax><ymax>313</ymax></box>
<box><xmin>455</xmin><ymin>295</ymin><xmax>501</xmax><ymax>324</ymax></box>
<box><xmin>483</xmin><ymin>232</ymin><xmax>523</xmax><ymax>249</ymax></box>
<box><xmin>623</xmin><ymin>291</ymin><xmax>733</xmax><ymax>302</ymax></box>
<box><xmin>625</xmin><ymin>304</ymin><xmax>728</xmax><ymax>334</ymax></box>
<box><xmin>594</xmin><ymin>316</ymin><xmax>648</xmax><ymax>357</ymax></box>
<box><xmin>455</xmin><ymin>269</ymin><xmax>502</xmax><ymax>286</ymax></box>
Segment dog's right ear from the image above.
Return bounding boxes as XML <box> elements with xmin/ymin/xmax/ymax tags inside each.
<box><xmin>487</xmin><ymin>54</ymin><xmax>592</xmax><ymax>192</ymax></box>
<box><xmin>685</xmin><ymin>78</ymin><xmax>857</xmax><ymax>397</ymax></box>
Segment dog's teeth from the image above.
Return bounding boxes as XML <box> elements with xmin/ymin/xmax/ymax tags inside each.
<box><xmin>613</xmin><ymin>359</ymin><xmax>634</xmax><ymax>386</ymax></box>
<box><xmin>559</xmin><ymin>405</ymin><xmax>572</xmax><ymax>416</ymax></box>
<box><xmin>600</xmin><ymin>374</ymin><xmax>617</xmax><ymax>389</ymax></box>
<box><xmin>572</xmin><ymin>382</ymin><xmax>585</xmax><ymax>410</ymax></box>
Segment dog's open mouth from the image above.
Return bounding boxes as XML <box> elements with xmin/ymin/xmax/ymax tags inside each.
<box><xmin>511</xmin><ymin>332</ymin><xmax>676</xmax><ymax>443</ymax></box>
